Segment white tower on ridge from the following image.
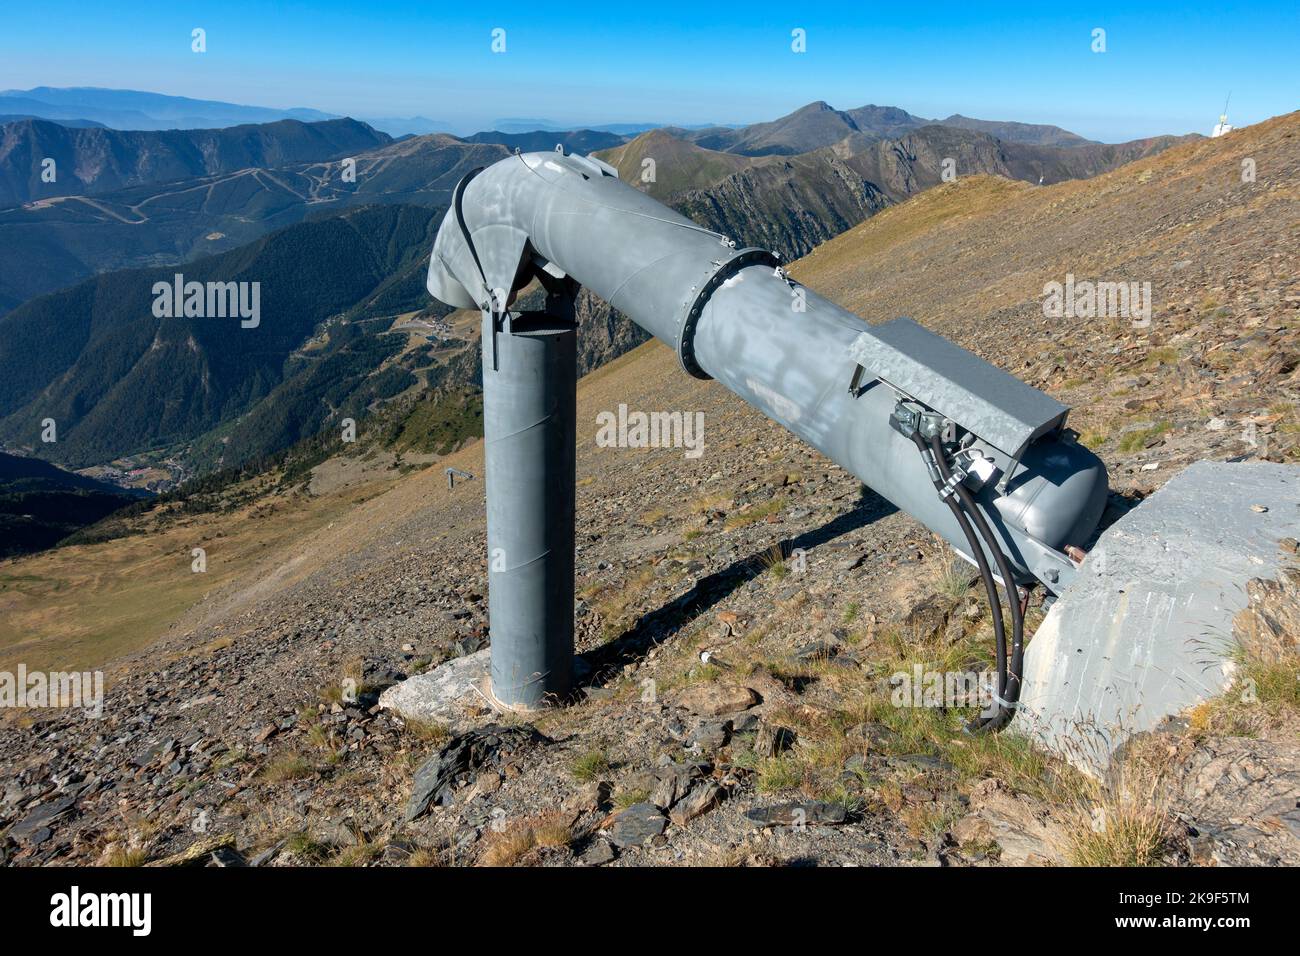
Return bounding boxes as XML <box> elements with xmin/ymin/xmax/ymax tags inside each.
<box><xmin>1211</xmin><ymin>94</ymin><xmax>1233</xmax><ymax>138</ymax></box>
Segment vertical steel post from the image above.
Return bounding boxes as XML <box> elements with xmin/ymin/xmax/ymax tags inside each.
<box><xmin>480</xmin><ymin>284</ymin><xmax>577</xmax><ymax>709</ymax></box>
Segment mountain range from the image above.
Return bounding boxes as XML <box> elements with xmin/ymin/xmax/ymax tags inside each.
<box><xmin>597</xmin><ymin>125</ymin><xmax>1191</xmax><ymax>257</ymax></box>
<box><xmin>0</xmin><ymin>93</ymin><xmax>1200</xmax><ymax>483</ymax></box>
<box><xmin>666</xmin><ymin>100</ymin><xmax>1098</xmax><ymax>154</ymax></box>
<box><xmin>0</xmin><ymin>105</ymin><xmax>1195</xmax><ymax>315</ymax></box>
<box><xmin>2</xmin><ymin>88</ymin><xmax>1102</xmax><ymax>147</ymax></box>
<box><xmin>0</xmin><ymin>87</ymin><xmax>452</xmax><ymax>139</ymax></box>
<box><xmin>0</xmin><ymin>117</ymin><xmax>391</xmax><ymax>205</ymax></box>
<box><xmin>0</xmin><ymin>131</ymin><xmax>508</xmax><ymax>313</ymax></box>
<box><xmin>0</xmin><ymin>204</ymin><xmax>446</xmax><ymax>470</ymax></box>
<box><xmin>0</xmin><ymin>87</ymin><xmax>339</xmax><ymax>130</ymax></box>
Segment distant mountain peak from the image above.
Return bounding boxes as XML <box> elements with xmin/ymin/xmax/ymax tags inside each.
<box><xmin>937</xmin><ymin>113</ymin><xmax>1097</xmax><ymax>146</ymax></box>
<box><xmin>0</xmin><ymin>86</ymin><xmax>340</xmax><ymax>131</ymax></box>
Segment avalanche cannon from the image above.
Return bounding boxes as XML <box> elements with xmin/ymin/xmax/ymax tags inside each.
<box><xmin>424</xmin><ymin>147</ymin><xmax>1109</xmax><ymax>728</ymax></box>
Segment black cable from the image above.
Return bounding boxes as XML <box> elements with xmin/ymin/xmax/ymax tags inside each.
<box><xmin>928</xmin><ymin>433</ymin><xmax>1025</xmax><ymax>731</ymax></box>
<box><xmin>909</xmin><ymin>432</ymin><xmax>1007</xmax><ymax>731</ymax></box>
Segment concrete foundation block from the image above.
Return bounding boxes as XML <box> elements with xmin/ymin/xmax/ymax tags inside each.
<box><xmin>378</xmin><ymin>649</ymin><xmax>492</xmax><ymax>729</ymax></box>
<box><xmin>1014</xmin><ymin>460</ymin><xmax>1299</xmax><ymax>773</ymax></box>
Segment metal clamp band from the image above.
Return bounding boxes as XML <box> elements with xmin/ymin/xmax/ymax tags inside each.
<box><xmin>937</xmin><ymin>462</ymin><xmax>969</xmax><ymax>500</ymax></box>
<box><xmin>676</xmin><ymin>247</ymin><xmax>780</xmax><ymax>380</ymax></box>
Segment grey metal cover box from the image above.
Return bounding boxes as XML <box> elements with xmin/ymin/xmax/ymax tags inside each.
<box><xmin>848</xmin><ymin>317</ymin><xmax>1069</xmax><ymax>460</ymax></box>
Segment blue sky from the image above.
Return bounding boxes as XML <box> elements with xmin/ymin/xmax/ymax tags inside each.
<box><xmin>1</xmin><ymin>1</ymin><xmax>1296</xmax><ymax>140</ymax></box>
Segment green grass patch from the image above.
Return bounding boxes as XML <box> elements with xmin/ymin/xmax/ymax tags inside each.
<box><xmin>570</xmin><ymin>748</ymin><xmax>611</xmax><ymax>782</ymax></box>
<box><xmin>1117</xmin><ymin>421</ymin><xmax>1170</xmax><ymax>453</ymax></box>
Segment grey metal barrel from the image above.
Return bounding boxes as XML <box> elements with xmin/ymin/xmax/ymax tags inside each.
<box><xmin>427</xmin><ymin>149</ymin><xmax>1109</xmax><ymax>707</ymax></box>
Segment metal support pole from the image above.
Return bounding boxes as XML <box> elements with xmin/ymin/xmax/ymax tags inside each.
<box><xmin>480</xmin><ymin>281</ymin><xmax>577</xmax><ymax>709</ymax></box>
<box><xmin>445</xmin><ymin>467</ymin><xmax>474</xmax><ymax>490</ymax></box>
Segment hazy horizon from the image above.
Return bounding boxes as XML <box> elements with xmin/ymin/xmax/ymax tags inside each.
<box><xmin>2</xmin><ymin>2</ymin><xmax>1297</xmax><ymax>142</ymax></box>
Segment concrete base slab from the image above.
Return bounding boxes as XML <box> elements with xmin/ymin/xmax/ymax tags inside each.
<box><xmin>378</xmin><ymin>649</ymin><xmax>494</xmax><ymax>729</ymax></box>
<box><xmin>1013</xmin><ymin>460</ymin><xmax>1299</xmax><ymax>774</ymax></box>
<box><xmin>379</xmin><ymin>649</ymin><xmax>593</xmax><ymax>727</ymax></box>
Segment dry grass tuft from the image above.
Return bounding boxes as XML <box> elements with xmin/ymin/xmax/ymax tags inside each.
<box><xmin>724</xmin><ymin>498</ymin><xmax>783</xmax><ymax>530</ymax></box>
<box><xmin>328</xmin><ymin>835</ymin><xmax>384</xmax><ymax>867</ymax></box>
<box><xmin>531</xmin><ymin>812</ymin><xmax>575</xmax><ymax>848</ymax></box>
<box><xmin>757</xmin><ymin>542</ymin><xmax>789</xmax><ymax>579</ymax></box>
<box><xmin>1063</xmin><ymin>739</ymin><xmax>1174</xmax><ymax>867</ymax></box>
<box><xmin>1065</xmin><ymin>797</ymin><xmax>1171</xmax><ymax>867</ymax></box>
<box><xmin>100</xmin><ymin>845</ymin><xmax>150</xmax><ymax>867</ymax></box>
<box><xmin>402</xmin><ymin>717</ymin><xmax>452</xmax><ymax>745</ymax></box>
<box><xmin>260</xmin><ymin>751</ymin><xmax>314</xmax><ymax>783</ymax></box>
<box><xmin>478</xmin><ymin>811</ymin><xmax>575</xmax><ymax>866</ymax></box>
<box><xmin>407</xmin><ymin>848</ymin><xmax>444</xmax><ymax>867</ymax></box>
<box><xmin>935</xmin><ymin>554</ymin><xmax>974</xmax><ymax>600</ymax></box>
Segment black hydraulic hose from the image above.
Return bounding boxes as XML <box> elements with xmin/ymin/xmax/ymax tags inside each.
<box><xmin>928</xmin><ymin>434</ymin><xmax>1025</xmax><ymax>731</ymax></box>
<box><xmin>909</xmin><ymin>432</ymin><xmax>1008</xmax><ymax>729</ymax></box>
